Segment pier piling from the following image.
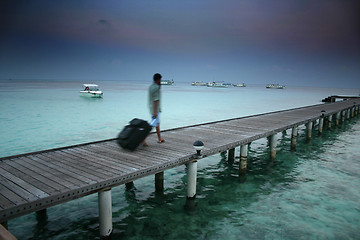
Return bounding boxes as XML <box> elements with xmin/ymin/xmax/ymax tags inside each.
<box><xmin>228</xmin><ymin>148</ymin><xmax>235</xmax><ymax>161</ymax></box>
<box><xmin>335</xmin><ymin>112</ymin><xmax>340</xmax><ymax>126</ymax></box>
<box><xmin>186</xmin><ymin>161</ymin><xmax>198</xmax><ymax>199</ymax></box>
<box><xmin>306</xmin><ymin>122</ymin><xmax>312</xmax><ymax>140</ymax></box>
<box><xmin>291</xmin><ymin>126</ymin><xmax>298</xmax><ymax>150</ymax></box>
<box><xmin>240</xmin><ymin>144</ymin><xmax>248</xmax><ymax>175</ymax></box>
<box><xmin>269</xmin><ymin>134</ymin><xmax>277</xmax><ymax>160</ymax></box>
<box><xmin>327</xmin><ymin>115</ymin><xmax>332</xmax><ymax>129</ymax></box>
<box><xmin>98</xmin><ymin>188</ymin><xmax>112</xmax><ymax>239</ymax></box>
<box><xmin>155</xmin><ymin>172</ymin><xmax>164</xmax><ymax>192</ymax></box>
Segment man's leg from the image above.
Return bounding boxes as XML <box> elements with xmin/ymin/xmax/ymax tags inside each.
<box><xmin>156</xmin><ymin>125</ymin><xmax>165</xmax><ymax>143</ymax></box>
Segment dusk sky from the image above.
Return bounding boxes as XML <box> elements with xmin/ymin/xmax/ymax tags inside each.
<box><xmin>1</xmin><ymin>0</ymin><xmax>359</xmax><ymax>88</ymax></box>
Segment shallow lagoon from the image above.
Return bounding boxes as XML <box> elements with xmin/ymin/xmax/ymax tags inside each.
<box><xmin>1</xmin><ymin>80</ymin><xmax>359</xmax><ymax>239</ymax></box>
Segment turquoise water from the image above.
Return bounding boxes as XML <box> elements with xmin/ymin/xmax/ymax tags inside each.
<box><xmin>1</xmin><ymin>80</ymin><xmax>359</xmax><ymax>239</ymax></box>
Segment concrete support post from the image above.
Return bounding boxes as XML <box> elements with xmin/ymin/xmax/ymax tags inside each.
<box><xmin>347</xmin><ymin>108</ymin><xmax>350</xmax><ymax>120</ymax></box>
<box><xmin>269</xmin><ymin>134</ymin><xmax>277</xmax><ymax>160</ymax></box>
<box><xmin>335</xmin><ymin>112</ymin><xmax>340</xmax><ymax>126</ymax></box>
<box><xmin>98</xmin><ymin>188</ymin><xmax>112</xmax><ymax>239</ymax></box>
<box><xmin>318</xmin><ymin>117</ymin><xmax>324</xmax><ymax>135</ymax></box>
<box><xmin>239</xmin><ymin>144</ymin><xmax>248</xmax><ymax>175</ymax></box>
<box><xmin>327</xmin><ymin>115</ymin><xmax>332</xmax><ymax>129</ymax></box>
<box><xmin>341</xmin><ymin>110</ymin><xmax>345</xmax><ymax>123</ymax></box>
<box><xmin>228</xmin><ymin>148</ymin><xmax>235</xmax><ymax>161</ymax></box>
<box><xmin>125</xmin><ymin>181</ymin><xmax>134</xmax><ymax>190</ymax></box>
<box><xmin>351</xmin><ymin>107</ymin><xmax>354</xmax><ymax>118</ymax></box>
<box><xmin>155</xmin><ymin>172</ymin><xmax>164</xmax><ymax>192</ymax></box>
<box><xmin>306</xmin><ymin>122</ymin><xmax>312</xmax><ymax>140</ymax></box>
<box><xmin>291</xmin><ymin>126</ymin><xmax>297</xmax><ymax>151</ymax></box>
<box><xmin>186</xmin><ymin>161</ymin><xmax>198</xmax><ymax>199</ymax></box>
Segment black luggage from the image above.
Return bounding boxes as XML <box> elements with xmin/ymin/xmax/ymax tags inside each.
<box><xmin>117</xmin><ymin>118</ymin><xmax>152</xmax><ymax>151</ymax></box>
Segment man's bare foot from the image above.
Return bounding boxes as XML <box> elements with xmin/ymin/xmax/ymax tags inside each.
<box><xmin>142</xmin><ymin>142</ymin><xmax>149</xmax><ymax>147</ymax></box>
<box><xmin>158</xmin><ymin>139</ymin><xmax>165</xmax><ymax>143</ymax></box>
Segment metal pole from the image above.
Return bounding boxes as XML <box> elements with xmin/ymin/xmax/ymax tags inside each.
<box><xmin>291</xmin><ymin>126</ymin><xmax>297</xmax><ymax>151</ymax></box>
<box><xmin>269</xmin><ymin>134</ymin><xmax>277</xmax><ymax>160</ymax></box>
<box><xmin>98</xmin><ymin>188</ymin><xmax>112</xmax><ymax>239</ymax></box>
<box><xmin>187</xmin><ymin>161</ymin><xmax>197</xmax><ymax>199</ymax></box>
<box><xmin>239</xmin><ymin>144</ymin><xmax>248</xmax><ymax>175</ymax></box>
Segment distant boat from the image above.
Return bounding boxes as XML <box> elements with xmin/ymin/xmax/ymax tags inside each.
<box><xmin>161</xmin><ymin>79</ymin><xmax>175</xmax><ymax>85</ymax></box>
<box><xmin>80</xmin><ymin>84</ymin><xmax>103</xmax><ymax>98</ymax></box>
<box><xmin>207</xmin><ymin>82</ymin><xmax>231</xmax><ymax>88</ymax></box>
<box><xmin>266</xmin><ymin>84</ymin><xmax>285</xmax><ymax>89</ymax></box>
<box><xmin>191</xmin><ymin>81</ymin><xmax>207</xmax><ymax>86</ymax></box>
<box><xmin>233</xmin><ymin>83</ymin><xmax>246</xmax><ymax>87</ymax></box>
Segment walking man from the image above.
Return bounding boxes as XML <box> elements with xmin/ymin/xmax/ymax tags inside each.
<box><xmin>143</xmin><ymin>73</ymin><xmax>165</xmax><ymax>146</ymax></box>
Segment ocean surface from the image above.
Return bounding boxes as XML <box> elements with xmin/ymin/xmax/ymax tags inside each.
<box><xmin>0</xmin><ymin>80</ymin><xmax>359</xmax><ymax>239</ymax></box>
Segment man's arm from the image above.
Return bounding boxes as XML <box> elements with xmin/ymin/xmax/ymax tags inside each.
<box><xmin>153</xmin><ymin>100</ymin><xmax>159</xmax><ymax>117</ymax></box>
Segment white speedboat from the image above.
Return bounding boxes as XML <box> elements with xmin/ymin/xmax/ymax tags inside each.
<box><xmin>266</xmin><ymin>84</ymin><xmax>285</xmax><ymax>89</ymax></box>
<box><xmin>207</xmin><ymin>82</ymin><xmax>231</xmax><ymax>88</ymax></box>
<box><xmin>80</xmin><ymin>84</ymin><xmax>103</xmax><ymax>98</ymax></box>
<box><xmin>191</xmin><ymin>81</ymin><xmax>207</xmax><ymax>86</ymax></box>
<box><xmin>233</xmin><ymin>83</ymin><xmax>246</xmax><ymax>87</ymax></box>
<box><xmin>161</xmin><ymin>79</ymin><xmax>175</xmax><ymax>85</ymax></box>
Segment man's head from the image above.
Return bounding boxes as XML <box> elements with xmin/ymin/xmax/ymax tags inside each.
<box><xmin>153</xmin><ymin>73</ymin><xmax>162</xmax><ymax>85</ymax></box>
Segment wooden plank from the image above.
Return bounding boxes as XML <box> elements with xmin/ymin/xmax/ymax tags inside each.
<box><xmin>39</xmin><ymin>152</ymin><xmax>106</xmax><ymax>182</ymax></box>
<box><xmin>34</xmin><ymin>154</ymin><xmax>98</xmax><ymax>185</ymax></box>
<box><xmin>14</xmin><ymin>157</ymin><xmax>76</xmax><ymax>189</ymax></box>
<box><xmin>67</xmin><ymin>147</ymin><xmax>141</xmax><ymax>173</ymax></box>
<box><xmin>0</xmin><ymin>163</ymin><xmax>57</xmax><ymax>195</ymax></box>
<box><xmin>58</xmin><ymin>149</ymin><xmax>128</xmax><ymax>175</ymax></box>
<box><xmin>4</xmin><ymin>160</ymin><xmax>67</xmax><ymax>192</ymax></box>
<box><xmin>26</xmin><ymin>155</ymin><xmax>86</xmax><ymax>187</ymax></box>
<box><xmin>0</xmin><ymin>169</ymin><xmax>49</xmax><ymax>199</ymax></box>
<box><xmin>0</xmin><ymin>174</ymin><xmax>38</xmax><ymax>203</ymax></box>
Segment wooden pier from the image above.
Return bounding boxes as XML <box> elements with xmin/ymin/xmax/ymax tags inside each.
<box><xmin>1</xmin><ymin>99</ymin><xmax>359</xmax><ymax>238</ymax></box>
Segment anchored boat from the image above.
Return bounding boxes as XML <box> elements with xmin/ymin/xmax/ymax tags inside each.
<box><xmin>80</xmin><ymin>84</ymin><xmax>103</xmax><ymax>98</ymax></box>
<box><xmin>233</xmin><ymin>83</ymin><xmax>246</xmax><ymax>87</ymax></box>
<box><xmin>266</xmin><ymin>84</ymin><xmax>285</xmax><ymax>89</ymax></box>
<box><xmin>161</xmin><ymin>79</ymin><xmax>175</xmax><ymax>85</ymax></box>
<box><xmin>207</xmin><ymin>82</ymin><xmax>231</xmax><ymax>88</ymax></box>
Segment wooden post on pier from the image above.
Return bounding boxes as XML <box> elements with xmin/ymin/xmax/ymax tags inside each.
<box><xmin>125</xmin><ymin>182</ymin><xmax>134</xmax><ymax>190</ymax></box>
<box><xmin>306</xmin><ymin>122</ymin><xmax>312</xmax><ymax>140</ymax></box>
<box><xmin>98</xmin><ymin>188</ymin><xmax>112</xmax><ymax>239</ymax></box>
<box><xmin>239</xmin><ymin>144</ymin><xmax>248</xmax><ymax>175</ymax></box>
<box><xmin>291</xmin><ymin>126</ymin><xmax>297</xmax><ymax>151</ymax></box>
<box><xmin>347</xmin><ymin>108</ymin><xmax>351</xmax><ymax>120</ymax></box>
<box><xmin>155</xmin><ymin>172</ymin><xmax>164</xmax><ymax>192</ymax></box>
<box><xmin>186</xmin><ymin>161</ymin><xmax>197</xmax><ymax>199</ymax></box>
<box><xmin>335</xmin><ymin>112</ymin><xmax>340</xmax><ymax>126</ymax></box>
<box><xmin>327</xmin><ymin>115</ymin><xmax>332</xmax><ymax>129</ymax></box>
<box><xmin>228</xmin><ymin>148</ymin><xmax>235</xmax><ymax>162</ymax></box>
<box><xmin>341</xmin><ymin>110</ymin><xmax>345</xmax><ymax>123</ymax></box>
<box><xmin>269</xmin><ymin>134</ymin><xmax>277</xmax><ymax>160</ymax></box>
<box><xmin>318</xmin><ymin>117</ymin><xmax>324</xmax><ymax>135</ymax></box>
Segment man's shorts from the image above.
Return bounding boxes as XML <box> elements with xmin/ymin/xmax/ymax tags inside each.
<box><xmin>150</xmin><ymin>113</ymin><xmax>160</xmax><ymax>127</ymax></box>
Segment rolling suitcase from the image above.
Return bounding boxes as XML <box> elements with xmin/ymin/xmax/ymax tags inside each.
<box><xmin>117</xmin><ymin>118</ymin><xmax>152</xmax><ymax>151</ymax></box>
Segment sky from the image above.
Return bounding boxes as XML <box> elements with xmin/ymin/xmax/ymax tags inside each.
<box><xmin>1</xmin><ymin>0</ymin><xmax>359</xmax><ymax>88</ymax></box>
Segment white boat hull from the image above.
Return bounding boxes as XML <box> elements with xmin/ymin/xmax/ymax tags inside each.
<box><xmin>80</xmin><ymin>91</ymin><xmax>103</xmax><ymax>98</ymax></box>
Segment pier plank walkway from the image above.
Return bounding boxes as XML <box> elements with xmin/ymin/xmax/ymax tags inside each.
<box><xmin>1</xmin><ymin>99</ymin><xmax>359</xmax><ymax>223</ymax></box>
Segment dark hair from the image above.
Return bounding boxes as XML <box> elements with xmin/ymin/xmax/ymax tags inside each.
<box><xmin>153</xmin><ymin>73</ymin><xmax>162</xmax><ymax>82</ymax></box>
